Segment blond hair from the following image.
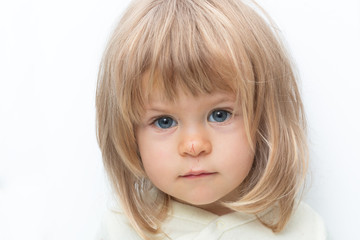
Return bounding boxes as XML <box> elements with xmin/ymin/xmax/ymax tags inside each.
<box><xmin>96</xmin><ymin>0</ymin><xmax>308</xmax><ymax>239</ymax></box>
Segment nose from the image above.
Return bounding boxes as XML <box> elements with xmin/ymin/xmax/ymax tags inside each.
<box><xmin>178</xmin><ymin>130</ymin><xmax>212</xmax><ymax>157</ymax></box>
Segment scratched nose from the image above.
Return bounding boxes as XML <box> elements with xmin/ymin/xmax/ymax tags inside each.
<box><xmin>178</xmin><ymin>134</ymin><xmax>212</xmax><ymax>157</ymax></box>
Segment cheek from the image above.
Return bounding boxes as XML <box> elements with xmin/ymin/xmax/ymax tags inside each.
<box><xmin>138</xmin><ymin>136</ymin><xmax>176</xmax><ymax>182</ymax></box>
<box><xmin>216</xmin><ymin>129</ymin><xmax>254</xmax><ymax>175</ymax></box>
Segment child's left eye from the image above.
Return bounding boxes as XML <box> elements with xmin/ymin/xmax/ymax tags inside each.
<box><xmin>208</xmin><ymin>110</ymin><xmax>232</xmax><ymax>122</ymax></box>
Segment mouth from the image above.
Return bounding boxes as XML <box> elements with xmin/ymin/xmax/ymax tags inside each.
<box><xmin>180</xmin><ymin>171</ymin><xmax>216</xmax><ymax>179</ymax></box>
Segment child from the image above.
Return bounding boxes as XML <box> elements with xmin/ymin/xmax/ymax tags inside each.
<box><xmin>96</xmin><ymin>0</ymin><xmax>326</xmax><ymax>239</ymax></box>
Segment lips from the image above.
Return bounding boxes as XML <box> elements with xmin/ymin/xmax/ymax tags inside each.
<box><xmin>180</xmin><ymin>171</ymin><xmax>216</xmax><ymax>178</ymax></box>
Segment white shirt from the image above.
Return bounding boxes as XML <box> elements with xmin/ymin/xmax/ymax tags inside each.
<box><xmin>97</xmin><ymin>200</ymin><xmax>326</xmax><ymax>240</ymax></box>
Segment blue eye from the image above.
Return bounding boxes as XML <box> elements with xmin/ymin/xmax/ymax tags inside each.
<box><xmin>208</xmin><ymin>110</ymin><xmax>231</xmax><ymax>122</ymax></box>
<box><xmin>154</xmin><ymin>116</ymin><xmax>177</xmax><ymax>129</ymax></box>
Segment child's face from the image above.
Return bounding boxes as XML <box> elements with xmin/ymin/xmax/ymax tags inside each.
<box><xmin>136</xmin><ymin>89</ymin><xmax>254</xmax><ymax>212</ymax></box>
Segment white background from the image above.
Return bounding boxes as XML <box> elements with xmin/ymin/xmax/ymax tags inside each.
<box><xmin>0</xmin><ymin>0</ymin><xmax>359</xmax><ymax>239</ymax></box>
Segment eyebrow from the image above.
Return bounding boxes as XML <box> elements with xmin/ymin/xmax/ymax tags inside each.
<box><xmin>144</xmin><ymin>106</ymin><xmax>171</xmax><ymax>113</ymax></box>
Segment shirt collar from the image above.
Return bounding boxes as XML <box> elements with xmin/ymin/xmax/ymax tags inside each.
<box><xmin>167</xmin><ymin>200</ymin><xmax>261</xmax><ymax>229</ymax></box>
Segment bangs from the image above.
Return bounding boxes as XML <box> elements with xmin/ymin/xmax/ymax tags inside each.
<box><xmin>115</xmin><ymin>0</ymin><xmax>254</xmax><ymax>122</ymax></box>
<box><xmin>143</xmin><ymin>0</ymin><xmax>243</xmax><ymax>97</ymax></box>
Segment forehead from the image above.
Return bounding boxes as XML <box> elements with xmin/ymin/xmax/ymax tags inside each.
<box><xmin>140</xmin><ymin>69</ymin><xmax>237</xmax><ymax>105</ymax></box>
<box><xmin>145</xmin><ymin>88</ymin><xmax>236</xmax><ymax>107</ymax></box>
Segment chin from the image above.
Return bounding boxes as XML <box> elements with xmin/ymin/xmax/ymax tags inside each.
<box><xmin>179</xmin><ymin>195</ymin><xmax>221</xmax><ymax>206</ymax></box>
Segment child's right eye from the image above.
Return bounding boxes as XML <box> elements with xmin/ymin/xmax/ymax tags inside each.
<box><xmin>153</xmin><ymin>116</ymin><xmax>177</xmax><ymax>129</ymax></box>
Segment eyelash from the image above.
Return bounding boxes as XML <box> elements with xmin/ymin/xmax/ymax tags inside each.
<box><xmin>151</xmin><ymin>109</ymin><xmax>233</xmax><ymax>129</ymax></box>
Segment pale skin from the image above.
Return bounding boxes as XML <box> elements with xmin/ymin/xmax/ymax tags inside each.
<box><xmin>136</xmin><ymin>89</ymin><xmax>254</xmax><ymax>215</ymax></box>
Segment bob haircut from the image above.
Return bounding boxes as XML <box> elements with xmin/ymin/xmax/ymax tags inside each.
<box><xmin>96</xmin><ymin>0</ymin><xmax>308</xmax><ymax>239</ymax></box>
